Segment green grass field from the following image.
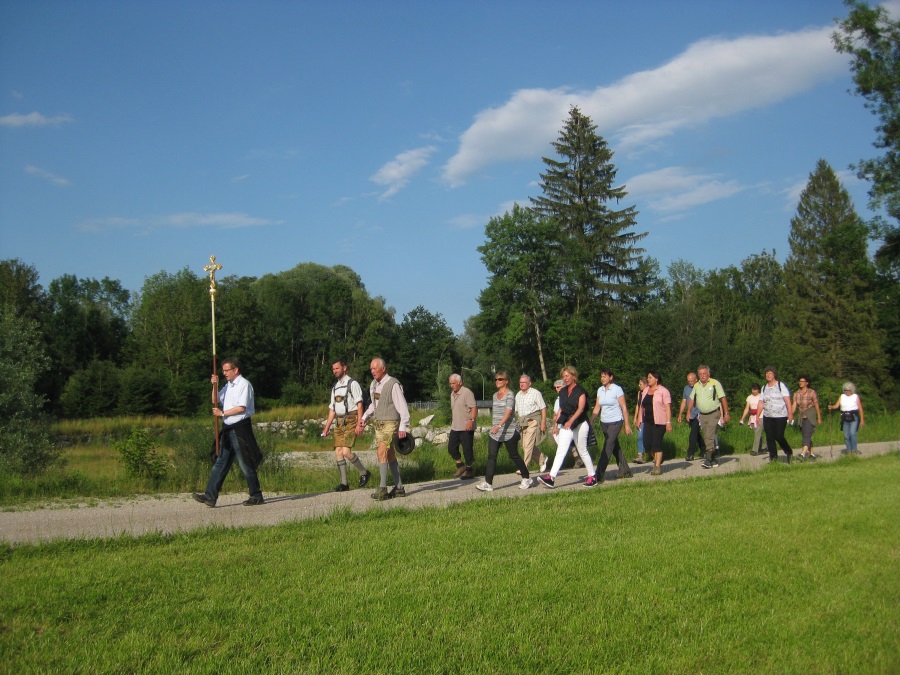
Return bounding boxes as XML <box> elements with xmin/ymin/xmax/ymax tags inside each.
<box><xmin>2</xmin><ymin>454</ymin><xmax>898</xmax><ymax>672</ymax></box>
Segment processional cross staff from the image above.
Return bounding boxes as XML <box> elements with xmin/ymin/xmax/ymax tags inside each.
<box><xmin>204</xmin><ymin>255</ymin><xmax>223</xmax><ymax>456</ymax></box>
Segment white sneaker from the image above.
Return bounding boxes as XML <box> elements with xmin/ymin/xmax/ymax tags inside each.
<box><xmin>475</xmin><ymin>481</ymin><xmax>493</xmax><ymax>492</ymax></box>
<box><xmin>539</xmin><ymin>460</ymin><xmax>548</xmax><ymax>472</ymax></box>
<box><xmin>519</xmin><ymin>478</ymin><xmax>533</xmax><ymax>490</ymax></box>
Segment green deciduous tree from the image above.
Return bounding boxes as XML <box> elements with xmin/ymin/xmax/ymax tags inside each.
<box><xmin>476</xmin><ymin>204</ymin><xmax>562</xmax><ymax>381</ymax></box>
<box><xmin>395</xmin><ymin>306</ymin><xmax>456</xmax><ymax>401</ymax></box>
<box><xmin>128</xmin><ymin>268</ymin><xmax>209</xmax><ymax>415</ymax></box>
<box><xmin>0</xmin><ymin>308</ymin><xmax>58</xmax><ymax>475</ymax></box>
<box><xmin>834</xmin><ymin>0</ymin><xmax>900</xmax><ymax>223</ymax></box>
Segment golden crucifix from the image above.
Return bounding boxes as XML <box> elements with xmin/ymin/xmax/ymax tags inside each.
<box><xmin>203</xmin><ymin>255</ymin><xmax>223</xmax><ymax>455</ymax></box>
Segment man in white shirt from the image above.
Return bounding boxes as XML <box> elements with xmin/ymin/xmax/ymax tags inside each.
<box><xmin>193</xmin><ymin>357</ymin><xmax>264</xmax><ymax>507</ymax></box>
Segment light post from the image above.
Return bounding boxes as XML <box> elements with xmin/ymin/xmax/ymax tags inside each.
<box><xmin>461</xmin><ymin>367</ymin><xmax>486</xmax><ymax>401</ymax></box>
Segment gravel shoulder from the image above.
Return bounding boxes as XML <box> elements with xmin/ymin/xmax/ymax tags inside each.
<box><xmin>2</xmin><ymin>441</ymin><xmax>896</xmax><ymax>545</ymax></box>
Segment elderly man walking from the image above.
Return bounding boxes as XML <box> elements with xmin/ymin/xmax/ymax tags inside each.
<box><xmin>515</xmin><ymin>374</ymin><xmax>548</xmax><ymax>472</ymax></box>
<box><xmin>356</xmin><ymin>358</ymin><xmax>411</xmax><ymax>501</ymax></box>
<box><xmin>448</xmin><ymin>373</ymin><xmax>477</xmax><ymax>479</ymax></box>
<box><xmin>687</xmin><ymin>365</ymin><xmax>730</xmax><ymax>470</ymax></box>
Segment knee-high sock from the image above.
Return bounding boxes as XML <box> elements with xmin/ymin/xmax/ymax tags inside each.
<box><xmin>389</xmin><ymin>460</ymin><xmax>402</xmax><ymax>487</ymax></box>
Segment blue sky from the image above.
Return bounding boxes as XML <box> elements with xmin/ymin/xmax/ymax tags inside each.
<box><xmin>1</xmin><ymin>0</ymin><xmax>894</xmax><ymax>332</ymax></box>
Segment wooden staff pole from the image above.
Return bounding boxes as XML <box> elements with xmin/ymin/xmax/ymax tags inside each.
<box><xmin>204</xmin><ymin>255</ymin><xmax>223</xmax><ymax>456</ymax></box>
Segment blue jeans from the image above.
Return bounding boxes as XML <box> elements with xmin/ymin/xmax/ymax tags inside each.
<box><xmin>842</xmin><ymin>417</ymin><xmax>860</xmax><ymax>451</ymax></box>
<box><xmin>636</xmin><ymin>424</ymin><xmax>644</xmax><ymax>454</ymax></box>
<box><xmin>204</xmin><ymin>429</ymin><xmax>263</xmax><ymax>501</ymax></box>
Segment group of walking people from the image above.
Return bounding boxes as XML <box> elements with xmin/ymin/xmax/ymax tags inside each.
<box><xmin>191</xmin><ymin>356</ymin><xmax>867</xmax><ymax>507</ymax></box>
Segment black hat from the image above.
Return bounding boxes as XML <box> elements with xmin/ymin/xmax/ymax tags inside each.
<box><xmin>392</xmin><ymin>433</ymin><xmax>415</xmax><ymax>455</ymax></box>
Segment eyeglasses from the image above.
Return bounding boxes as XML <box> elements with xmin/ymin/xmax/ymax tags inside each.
<box><xmin>222</xmin><ymin>367</ymin><xmax>235</xmax><ymax>373</ymax></box>
<box><xmin>494</xmin><ymin>378</ymin><xmax>507</xmax><ymax>382</ymax></box>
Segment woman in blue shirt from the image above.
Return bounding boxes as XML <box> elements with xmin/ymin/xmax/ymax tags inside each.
<box><xmin>589</xmin><ymin>368</ymin><xmax>633</xmax><ymax>483</ymax></box>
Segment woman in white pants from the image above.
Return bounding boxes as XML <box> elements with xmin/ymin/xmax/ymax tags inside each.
<box><xmin>538</xmin><ymin>365</ymin><xmax>597</xmax><ymax>488</ymax></box>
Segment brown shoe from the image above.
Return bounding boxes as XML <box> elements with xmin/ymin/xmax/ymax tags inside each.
<box><xmin>453</xmin><ymin>465</ymin><xmax>467</xmax><ymax>478</ymax></box>
<box><xmin>461</xmin><ymin>468</ymin><xmax>475</xmax><ymax>480</ymax></box>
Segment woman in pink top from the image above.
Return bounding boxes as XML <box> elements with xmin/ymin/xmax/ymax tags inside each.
<box><xmin>636</xmin><ymin>371</ymin><xmax>672</xmax><ymax>476</ymax></box>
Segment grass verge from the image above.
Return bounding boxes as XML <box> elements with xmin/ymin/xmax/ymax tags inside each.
<box><xmin>1</xmin><ymin>454</ymin><xmax>897</xmax><ymax>672</ymax></box>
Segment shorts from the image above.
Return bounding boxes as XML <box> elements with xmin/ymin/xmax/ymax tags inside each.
<box><xmin>375</xmin><ymin>420</ymin><xmax>399</xmax><ymax>463</ymax></box>
<box><xmin>333</xmin><ymin>415</ymin><xmax>357</xmax><ymax>448</ymax></box>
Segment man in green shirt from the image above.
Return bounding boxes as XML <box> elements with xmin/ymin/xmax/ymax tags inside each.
<box><xmin>687</xmin><ymin>365</ymin><xmax>730</xmax><ymax>470</ymax></box>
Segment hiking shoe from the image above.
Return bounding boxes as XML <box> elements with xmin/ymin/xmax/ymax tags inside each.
<box><xmin>192</xmin><ymin>493</ymin><xmax>216</xmax><ymax>508</ymax></box>
<box><xmin>584</xmin><ymin>476</ymin><xmax>598</xmax><ymax>488</ymax></box>
<box><xmin>461</xmin><ymin>468</ymin><xmax>475</xmax><ymax>480</ymax></box>
<box><xmin>242</xmin><ymin>496</ymin><xmax>265</xmax><ymax>506</ymax></box>
<box><xmin>358</xmin><ymin>471</ymin><xmax>372</xmax><ymax>488</ymax></box>
<box><xmin>371</xmin><ymin>487</ymin><xmax>390</xmax><ymax>501</ymax></box>
<box><xmin>633</xmin><ymin>455</ymin><xmax>646</xmax><ymax>464</ymax></box>
<box><xmin>808</xmin><ymin>453</ymin><xmax>818</xmax><ymax>460</ymax></box>
<box><xmin>749</xmin><ymin>450</ymin><xmax>762</xmax><ymax>456</ymax></box>
<box><xmin>519</xmin><ymin>478</ymin><xmax>534</xmax><ymax>490</ymax></box>
<box><xmin>475</xmin><ymin>481</ymin><xmax>493</xmax><ymax>492</ymax></box>
<box><xmin>388</xmin><ymin>486</ymin><xmax>406</xmax><ymax>499</ymax></box>
<box><xmin>453</xmin><ymin>465</ymin><xmax>467</xmax><ymax>478</ymax></box>
<box><xmin>798</xmin><ymin>453</ymin><xmax>807</xmax><ymax>462</ymax></box>
<box><xmin>333</xmin><ymin>483</ymin><xmax>349</xmax><ymax>492</ymax></box>
<box><xmin>537</xmin><ymin>474</ymin><xmax>556</xmax><ymax>489</ymax></box>
<box><xmin>710</xmin><ymin>458</ymin><xmax>719</xmax><ymax>468</ymax></box>
<box><xmin>701</xmin><ymin>459</ymin><xmax>712</xmax><ymax>470</ymax></box>
<box><xmin>650</xmin><ymin>466</ymin><xmax>662</xmax><ymax>476</ymax></box>
<box><xmin>685</xmin><ymin>455</ymin><xmax>696</xmax><ymax>462</ymax></box>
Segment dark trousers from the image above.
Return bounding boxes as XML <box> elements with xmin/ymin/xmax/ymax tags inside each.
<box><xmin>486</xmin><ymin>433</ymin><xmax>528</xmax><ymax>484</ymax></box>
<box><xmin>686</xmin><ymin>417</ymin><xmax>700</xmax><ymax>457</ymax></box>
<box><xmin>595</xmin><ymin>420</ymin><xmax>630</xmax><ymax>477</ymax></box>
<box><xmin>447</xmin><ymin>429</ymin><xmax>475</xmax><ymax>467</ymax></box>
<box><xmin>205</xmin><ymin>429</ymin><xmax>263</xmax><ymax>501</ymax></box>
<box><xmin>764</xmin><ymin>416</ymin><xmax>792</xmax><ymax>460</ymax></box>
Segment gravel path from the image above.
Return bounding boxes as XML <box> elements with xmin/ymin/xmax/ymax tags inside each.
<box><xmin>2</xmin><ymin>442</ymin><xmax>895</xmax><ymax>545</ymax></box>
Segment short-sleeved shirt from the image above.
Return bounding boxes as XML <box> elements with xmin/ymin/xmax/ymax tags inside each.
<box><xmin>691</xmin><ymin>378</ymin><xmax>726</xmax><ymax>414</ymax></box>
<box><xmin>450</xmin><ymin>385</ymin><xmax>477</xmax><ymax>431</ymax></box>
<box><xmin>683</xmin><ymin>384</ymin><xmax>700</xmax><ymax>420</ymax></box>
<box><xmin>760</xmin><ymin>381</ymin><xmax>790</xmax><ymax>418</ymax></box>
<box><xmin>329</xmin><ymin>375</ymin><xmax>363</xmax><ymax>417</ymax></box>
<box><xmin>490</xmin><ymin>390</ymin><xmax>516</xmax><ymax>441</ymax></box>
<box><xmin>596</xmin><ymin>383</ymin><xmax>626</xmax><ymax>424</ymax></box>
<box><xmin>219</xmin><ymin>374</ymin><xmax>254</xmax><ymax>424</ymax></box>
<box><xmin>793</xmin><ymin>388</ymin><xmax>818</xmax><ymax>411</ymax></box>
<box><xmin>515</xmin><ymin>387</ymin><xmax>547</xmax><ymax>419</ymax></box>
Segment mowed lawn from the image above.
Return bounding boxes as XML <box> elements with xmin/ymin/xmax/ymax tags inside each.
<box><xmin>2</xmin><ymin>454</ymin><xmax>898</xmax><ymax>673</ymax></box>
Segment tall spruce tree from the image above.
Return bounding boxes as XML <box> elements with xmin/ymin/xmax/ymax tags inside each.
<box><xmin>778</xmin><ymin>159</ymin><xmax>887</xmax><ymax>389</ymax></box>
<box><xmin>530</xmin><ymin>106</ymin><xmax>647</xmax><ymax>315</ymax></box>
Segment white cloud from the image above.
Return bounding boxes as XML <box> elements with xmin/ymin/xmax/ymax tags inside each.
<box><xmin>626</xmin><ymin>166</ymin><xmax>745</xmax><ymax>212</ymax></box>
<box><xmin>370</xmin><ymin>145</ymin><xmax>436</xmax><ymax>200</ymax></box>
<box><xmin>77</xmin><ymin>212</ymin><xmax>282</xmax><ymax>233</ymax></box>
<box><xmin>25</xmin><ymin>164</ymin><xmax>71</xmax><ymax>186</ymax></box>
<box><xmin>0</xmin><ymin>111</ymin><xmax>73</xmax><ymax>127</ymax></box>
<box><xmin>442</xmin><ymin>25</ymin><xmax>845</xmax><ymax>186</ymax></box>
